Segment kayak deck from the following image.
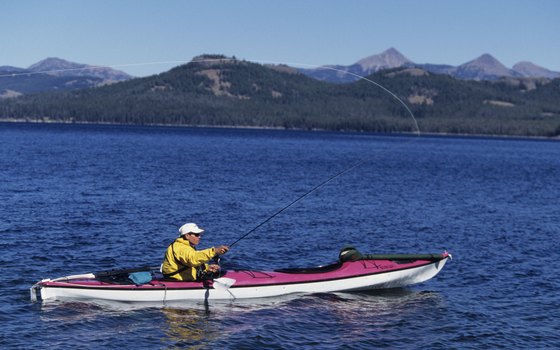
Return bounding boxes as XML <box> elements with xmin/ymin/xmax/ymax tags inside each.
<box><xmin>31</xmin><ymin>252</ymin><xmax>451</xmax><ymax>303</ymax></box>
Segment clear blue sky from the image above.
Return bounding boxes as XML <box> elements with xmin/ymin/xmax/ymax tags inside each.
<box><xmin>2</xmin><ymin>0</ymin><xmax>558</xmax><ymax>77</ymax></box>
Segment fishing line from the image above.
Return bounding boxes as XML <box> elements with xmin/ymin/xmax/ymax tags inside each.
<box><xmin>218</xmin><ymin>59</ymin><xmax>421</xmax><ymax>247</ymax></box>
<box><xmin>0</xmin><ymin>56</ymin><xmax>421</xmax><ymax>246</ymax></box>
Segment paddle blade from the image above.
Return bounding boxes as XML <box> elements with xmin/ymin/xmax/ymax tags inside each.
<box><xmin>213</xmin><ymin>277</ymin><xmax>236</xmax><ymax>290</ymax></box>
<box><xmin>51</xmin><ymin>273</ymin><xmax>96</xmax><ymax>282</ymax></box>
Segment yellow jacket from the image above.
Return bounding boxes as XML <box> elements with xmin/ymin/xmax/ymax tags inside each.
<box><xmin>161</xmin><ymin>238</ymin><xmax>216</xmax><ymax>281</ymax></box>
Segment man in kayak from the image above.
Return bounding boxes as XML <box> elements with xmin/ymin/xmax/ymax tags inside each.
<box><xmin>162</xmin><ymin>223</ymin><xmax>229</xmax><ymax>281</ymax></box>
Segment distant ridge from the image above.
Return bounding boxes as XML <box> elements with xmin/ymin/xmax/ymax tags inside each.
<box><xmin>27</xmin><ymin>57</ymin><xmax>132</xmax><ymax>80</ymax></box>
<box><xmin>454</xmin><ymin>54</ymin><xmax>519</xmax><ymax>80</ymax></box>
<box><xmin>0</xmin><ymin>58</ymin><xmax>132</xmax><ymax>96</ymax></box>
<box><xmin>299</xmin><ymin>48</ymin><xmax>560</xmax><ymax>83</ymax></box>
<box><xmin>513</xmin><ymin>61</ymin><xmax>560</xmax><ymax>79</ymax></box>
<box><xmin>355</xmin><ymin>47</ymin><xmax>412</xmax><ymax>73</ymax></box>
<box><xmin>2</xmin><ymin>50</ymin><xmax>559</xmax><ymax>97</ymax></box>
<box><xmin>301</xmin><ymin>48</ymin><xmax>412</xmax><ymax>83</ymax></box>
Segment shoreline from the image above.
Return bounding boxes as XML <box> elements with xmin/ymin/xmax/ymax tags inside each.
<box><xmin>1</xmin><ymin>117</ymin><xmax>558</xmax><ymax>141</ymax></box>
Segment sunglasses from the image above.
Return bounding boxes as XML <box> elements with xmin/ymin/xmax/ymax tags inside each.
<box><xmin>188</xmin><ymin>232</ymin><xmax>201</xmax><ymax>237</ymax></box>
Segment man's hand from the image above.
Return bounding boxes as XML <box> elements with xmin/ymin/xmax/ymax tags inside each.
<box><xmin>207</xmin><ymin>264</ymin><xmax>220</xmax><ymax>273</ymax></box>
<box><xmin>215</xmin><ymin>245</ymin><xmax>229</xmax><ymax>255</ymax></box>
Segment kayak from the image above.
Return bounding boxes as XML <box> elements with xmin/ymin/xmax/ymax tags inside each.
<box><xmin>30</xmin><ymin>248</ymin><xmax>451</xmax><ymax>304</ymax></box>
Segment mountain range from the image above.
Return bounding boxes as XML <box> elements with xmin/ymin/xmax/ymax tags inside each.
<box><xmin>1</xmin><ymin>49</ymin><xmax>559</xmax><ymax>97</ymax></box>
<box><xmin>0</xmin><ymin>57</ymin><xmax>131</xmax><ymax>97</ymax></box>
<box><xmin>299</xmin><ymin>48</ymin><xmax>560</xmax><ymax>83</ymax></box>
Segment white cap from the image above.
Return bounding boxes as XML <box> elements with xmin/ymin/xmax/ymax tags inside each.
<box><xmin>178</xmin><ymin>223</ymin><xmax>205</xmax><ymax>236</ymax></box>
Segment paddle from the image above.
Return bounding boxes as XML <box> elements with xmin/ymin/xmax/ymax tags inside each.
<box><xmin>212</xmin><ymin>277</ymin><xmax>236</xmax><ymax>290</ymax></box>
<box><xmin>47</xmin><ymin>266</ymin><xmax>160</xmax><ymax>283</ymax></box>
<box><xmin>212</xmin><ymin>277</ymin><xmax>236</xmax><ymax>300</ymax></box>
<box><xmin>51</xmin><ymin>273</ymin><xmax>96</xmax><ymax>282</ymax></box>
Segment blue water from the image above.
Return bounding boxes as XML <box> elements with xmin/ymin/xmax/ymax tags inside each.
<box><xmin>1</xmin><ymin>122</ymin><xmax>559</xmax><ymax>349</ymax></box>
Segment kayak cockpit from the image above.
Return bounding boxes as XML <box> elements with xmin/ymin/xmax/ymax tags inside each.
<box><xmin>275</xmin><ymin>262</ymin><xmax>342</xmax><ymax>274</ymax></box>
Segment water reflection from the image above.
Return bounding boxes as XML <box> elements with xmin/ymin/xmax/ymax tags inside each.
<box><xmin>162</xmin><ymin>307</ymin><xmax>218</xmax><ymax>348</ymax></box>
<box><xmin>162</xmin><ymin>289</ymin><xmax>447</xmax><ymax>347</ymax></box>
<box><xmin>289</xmin><ymin>289</ymin><xmax>445</xmax><ymax>326</ymax></box>
<box><xmin>159</xmin><ymin>298</ymin><xmax>292</xmax><ymax>347</ymax></box>
<box><xmin>39</xmin><ymin>300</ymin><xmax>116</xmax><ymax>323</ymax></box>
<box><xmin>36</xmin><ymin>289</ymin><xmax>447</xmax><ymax>348</ymax></box>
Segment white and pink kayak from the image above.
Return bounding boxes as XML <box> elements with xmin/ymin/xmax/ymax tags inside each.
<box><xmin>30</xmin><ymin>249</ymin><xmax>451</xmax><ymax>304</ymax></box>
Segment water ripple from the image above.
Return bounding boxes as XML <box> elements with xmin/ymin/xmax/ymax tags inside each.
<box><xmin>1</xmin><ymin>123</ymin><xmax>559</xmax><ymax>349</ymax></box>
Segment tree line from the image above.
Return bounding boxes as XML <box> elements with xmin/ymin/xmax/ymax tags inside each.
<box><xmin>1</xmin><ymin>57</ymin><xmax>559</xmax><ymax>137</ymax></box>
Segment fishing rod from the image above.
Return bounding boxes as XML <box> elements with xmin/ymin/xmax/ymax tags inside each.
<box><xmin>228</xmin><ymin>158</ymin><xmax>368</xmax><ymax>247</ymax></box>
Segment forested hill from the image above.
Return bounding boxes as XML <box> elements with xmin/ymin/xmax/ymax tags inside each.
<box><xmin>1</xmin><ymin>55</ymin><xmax>559</xmax><ymax>137</ymax></box>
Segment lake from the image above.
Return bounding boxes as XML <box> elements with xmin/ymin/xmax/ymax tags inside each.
<box><xmin>1</xmin><ymin>122</ymin><xmax>558</xmax><ymax>349</ymax></box>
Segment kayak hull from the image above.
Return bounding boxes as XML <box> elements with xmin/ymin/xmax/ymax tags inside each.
<box><xmin>31</xmin><ymin>253</ymin><xmax>450</xmax><ymax>303</ymax></box>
